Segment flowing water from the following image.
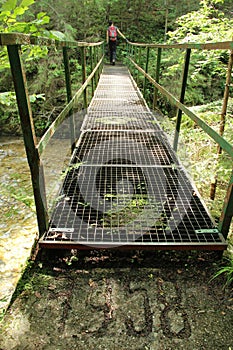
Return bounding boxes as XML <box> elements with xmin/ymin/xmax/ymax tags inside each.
<box><xmin>0</xmin><ymin>137</ymin><xmax>37</xmax><ymax>313</ymax></box>
<box><xmin>0</xmin><ymin>136</ymin><xmax>71</xmax><ymax>315</ymax></box>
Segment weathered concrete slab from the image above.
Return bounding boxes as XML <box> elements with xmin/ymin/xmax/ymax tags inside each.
<box><xmin>0</xmin><ymin>250</ymin><xmax>232</xmax><ymax>349</ymax></box>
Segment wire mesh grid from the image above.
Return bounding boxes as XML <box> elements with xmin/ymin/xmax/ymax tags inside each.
<box><xmin>88</xmin><ymin>98</ymin><xmax>149</xmax><ymax>113</ymax></box>
<box><xmin>97</xmin><ymin>84</ymin><xmax>137</xmax><ymax>92</ymax></box>
<box><xmin>71</xmin><ymin>131</ymin><xmax>180</xmax><ymax>166</ymax></box>
<box><xmin>81</xmin><ymin>111</ymin><xmax>161</xmax><ymax>131</ymax></box>
<box><xmin>43</xmin><ymin>163</ymin><xmax>225</xmax><ymax>246</ymax></box>
<box><xmin>94</xmin><ymin>90</ymin><xmax>141</xmax><ymax>99</ymax></box>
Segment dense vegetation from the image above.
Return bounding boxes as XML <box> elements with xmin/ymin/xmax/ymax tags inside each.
<box><xmin>0</xmin><ymin>0</ymin><xmax>232</xmax><ymax>134</ymax></box>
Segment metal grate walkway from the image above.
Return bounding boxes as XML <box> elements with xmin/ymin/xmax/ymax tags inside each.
<box><xmin>40</xmin><ymin>65</ymin><xmax>227</xmax><ymax>250</ymax></box>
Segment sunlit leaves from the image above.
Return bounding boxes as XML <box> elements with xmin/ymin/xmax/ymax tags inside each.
<box><xmin>1</xmin><ymin>0</ymin><xmax>17</xmax><ymax>11</ymax></box>
<box><xmin>0</xmin><ymin>91</ymin><xmax>16</xmax><ymax>106</ymax></box>
<box><xmin>20</xmin><ymin>0</ymin><xmax>34</xmax><ymax>7</ymax></box>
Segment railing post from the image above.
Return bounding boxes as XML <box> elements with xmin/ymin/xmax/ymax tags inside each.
<box><xmin>153</xmin><ymin>47</ymin><xmax>162</xmax><ymax>109</ymax></box>
<box><xmin>143</xmin><ymin>46</ymin><xmax>150</xmax><ymax>96</ymax></box>
<box><xmin>89</xmin><ymin>46</ymin><xmax>95</xmax><ymax>97</ymax></box>
<box><xmin>7</xmin><ymin>44</ymin><xmax>48</xmax><ymax>236</ymax></box>
<box><xmin>101</xmin><ymin>42</ymin><xmax>104</xmax><ymax>71</ymax></box>
<box><xmin>93</xmin><ymin>46</ymin><xmax>98</xmax><ymax>87</ymax></box>
<box><xmin>218</xmin><ymin>170</ymin><xmax>233</xmax><ymax>239</ymax></box>
<box><xmin>137</xmin><ymin>47</ymin><xmax>142</xmax><ymax>85</ymax></box>
<box><xmin>173</xmin><ymin>48</ymin><xmax>191</xmax><ymax>152</ymax></box>
<box><xmin>80</xmin><ymin>45</ymin><xmax>88</xmax><ymax>109</ymax></box>
<box><xmin>96</xmin><ymin>45</ymin><xmax>101</xmax><ymax>82</ymax></box>
<box><xmin>63</xmin><ymin>46</ymin><xmax>75</xmax><ymax>150</ymax></box>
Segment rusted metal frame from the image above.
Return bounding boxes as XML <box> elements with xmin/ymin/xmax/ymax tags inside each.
<box><xmin>7</xmin><ymin>44</ymin><xmax>48</xmax><ymax>236</ymax></box>
<box><xmin>218</xmin><ymin>170</ymin><xmax>233</xmax><ymax>238</ymax></box>
<box><xmin>62</xmin><ymin>46</ymin><xmax>75</xmax><ymax>151</ymax></box>
<box><xmin>153</xmin><ymin>47</ymin><xmax>162</xmax><ymax>109</ymax></box>
<box><xmin>39</xmin><ymin>240</ymin><xmax>226</xmax><ymax>251</ymax></box>
<box><xmin>128</xmin><ymin>57</ymin><xmax>233</xmax><ymax>158</ymax></box>
<box><xmin>173</xmin><ymin>48</ymin><xmax>191</xmax><ymax>152</ymax></box>
<box><xmin>37</xmin><ymin>54</ymin><xmax>104</xmax><ymax>156</ymax></box>
<box><xmin>210</xmin><ymin>47</ymin><xmax>233</xmax><ymax>200</ymax></box>
<box><xmin>143</xmin><ymin>46</ymin><xmax>150</xmax><ymax>96</ymax></box>
<box><xmin>80</xmin><ymin>46</ymin><xmax>88</xmax><ymax>109</ymax></box>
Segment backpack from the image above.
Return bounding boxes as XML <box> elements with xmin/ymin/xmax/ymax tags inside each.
<box><xmin>108</xmin><ymin>25</ymin><xmax>117</xmax><ymax>41</ymax></box>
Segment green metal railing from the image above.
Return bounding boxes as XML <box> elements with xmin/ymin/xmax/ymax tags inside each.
<box><xmin>125</xmin><ymin>39</ymin><xmax>233</xmax><ymax>239</ymax></box>
<box><xmin>0</xmin><ymin>32</ymin><xmax>104</xmax><ymax>236</ymax></box>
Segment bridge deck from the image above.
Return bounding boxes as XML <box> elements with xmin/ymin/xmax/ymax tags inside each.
<box><xmin>40</xmin><ymin>65</ymin><xmax>227</xmax><ymax>250</ymax></box>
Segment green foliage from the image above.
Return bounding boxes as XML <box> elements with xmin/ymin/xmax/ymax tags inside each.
<box><xmin>155</xmin><ymin>0</ymin><xmax>233</xmax><ymax>108</ymax></box>
<box><xmin>167</xmin><ymin>2</ymin><xmax>232</xmax><ymax>43</ymax></box>
<box><xmin>0</xmin><ymin>91</ymin><xmax>16</xmax><ymax>106</ymax></box>
<box><xmin>0</xmin><ymin>0</ymin><xmax>67</xmax><ymax>71</ymax></box>
<box><xmin>0</xmin><ymin>0</ymin><xmax>48</xmax><ymax>34</ymax></box>
<box><xmin>0</xmin><ymin>0</ymin><xmax>70</xmax><ymax>135</ymax></box>
<box><xmin>0</xmin><ymin>91</ymin><xmax>47</xmax><ymax>135</ymax></box>
<box><xmin>211</xmin><ymin>257</ymin><xmax>233</xmax><ymax>288</ymax></box>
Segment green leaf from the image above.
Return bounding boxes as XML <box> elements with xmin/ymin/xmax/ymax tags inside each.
<box><xmin>14</xmin><ymin>7</ymin><xmax>27</xmax><ymax>16</ymax></box>
<box><xmin>20</xmin><ymin>0</ymin><xmax>35</xmax><ymax>7</ymax></box>
<box><xmin>0</xmin><ymin>10</ymin><xmax>11</xmax><ymax>21</ymax></box>
<box><xmin>28</xmin><ymin>23</ymin><xmax>37</xmax><ymax>33</ymax></box>
<box><xmin>39</xmin><ymin>15</ymin><xmax>50</xmax><ymax>24</ymax></box>
<box><xmin>37</xmin><ymin>12</ymin><xmax>47</xmax><ymax>19</ymax></box>
<box><xmin>50</xmin><ymin>30</ymin><xmax>66</xmax><ymax>40</ymax></box>
<box><xmin>29</xmin><ymin>93</ymin><xmax>45</xmax><ymax>102</ymax></box>
<box><xmin>29</xmin><ymin>94</ymin><xmax>37</xmax><ymax>103</ymax></box>
<box><xmin>0</xmin><ymin>92</ymin><xmax>16</xmax><ymax>106</ymax></box>
<box><xmin>1</xmin><ymin>0</ymin><xmax>17</xmax><ymax>11</ymax></box>
<box><xmin>7</xmin><ymin>18</ymin><xmax>16</xmax><ymax>23</ymax></box>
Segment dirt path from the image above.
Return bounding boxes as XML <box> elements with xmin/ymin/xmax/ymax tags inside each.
<box><xmin>0</xmin><ymin>250</ymin><xmax>232</xmax><ymax>350</ymax></box>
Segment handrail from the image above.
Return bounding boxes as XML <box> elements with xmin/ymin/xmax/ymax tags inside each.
<box><xmin>0</xmin><ymin>32</ymin><xmax>104</xmax><ymax>48</ymax></box>
<box><xmin>126</xmin><ymin>38</ymin><xmax>233</xmax><ymax>50</ymax></box>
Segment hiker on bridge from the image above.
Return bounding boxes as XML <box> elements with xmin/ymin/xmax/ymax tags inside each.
<box><xmin>107</xmin><ymin>21</ymin><xmax>125</xmax><ymax>65</ymax></box>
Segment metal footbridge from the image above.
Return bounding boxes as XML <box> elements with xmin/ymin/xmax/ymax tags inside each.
<box><xmin>41</xmin><ymin>65</ymin><xmax>226</xmax><ymax>249</ymax></box>
<box><xmin>1</xmin><ymin>33</ymin><xmax>232</xmax><ymax>251</ymax></box>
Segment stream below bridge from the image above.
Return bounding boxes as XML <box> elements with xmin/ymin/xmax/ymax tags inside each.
<box><xmin>0</xmin><ymin>136</ymin><xmax>70</xmax><ymax>314</ymax></box>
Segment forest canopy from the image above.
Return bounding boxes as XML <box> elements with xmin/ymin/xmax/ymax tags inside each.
<box><xmin>0</xmin><ymin>0</ymin><xmax>232</xmax><ymax>135</ymax></box>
